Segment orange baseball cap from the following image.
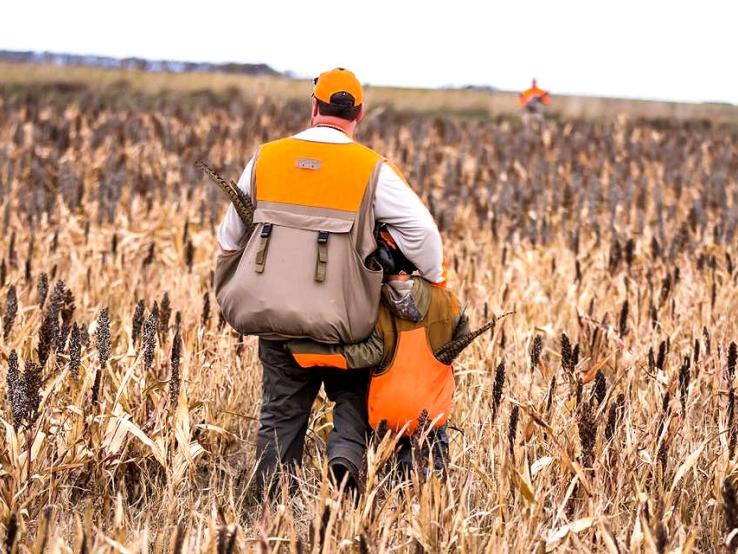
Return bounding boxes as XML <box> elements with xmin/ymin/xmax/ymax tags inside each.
<box><xmin>313</xmin><ymin>68</ymin><xmax>364</xmax><ymax>106</ymax></box>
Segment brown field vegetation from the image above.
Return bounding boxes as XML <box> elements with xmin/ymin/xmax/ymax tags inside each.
<box><xmin>2</xmin><ymin>62</ymin><xmax>738</xmax><ymax>124</ymax></box>
<box><xmin>0</xmin><ymin>78</ymin><xmax>738</xmax><ymax>552</ymax></box>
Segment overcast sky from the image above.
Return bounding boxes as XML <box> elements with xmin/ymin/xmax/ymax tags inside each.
<box><xmin>3</xmin><ymin>0</ymin><xmax>737</xmax><ymax>104</ymax></box>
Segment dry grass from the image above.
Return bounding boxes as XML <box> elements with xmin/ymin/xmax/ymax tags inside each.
<box><xmin>2</xmin><ymin>61</ymin><xmax>738</xmax><ymax>123</ymax></box>
<box><xmin>0</xmin><ymin>79</ymin><xmax>737</xmax><ymax>552</ymax></box>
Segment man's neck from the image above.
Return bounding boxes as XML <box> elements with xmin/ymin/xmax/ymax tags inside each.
<box><xmin>315</xmin><ymin>123</ymin><xmax>348</xmax><ymax>134</ymax></box>
<box><xmin>311</xmin><ymin>115</ymin><xmax>356</xmax><ymax>137</ymax></box>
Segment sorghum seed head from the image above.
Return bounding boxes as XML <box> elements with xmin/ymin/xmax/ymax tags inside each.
<box><xmin>728</xmin><ymin>342</ymin><xmax>737</xmax><ymax>380</ymax></box>
<box><xmin>185</xmin><ymin>239</ymin><xmax>194</xmax><ymax>270</ymax></box>
<box><xmin>7</xmin><ymin>350</ymin><xmax>23</xmax><ymax>427</ymax></box>
<box><xmin>656</xmin><ymin>341</ymin><xmax>667</xmax><ymax>372</ymax></box>
<box><xmin>3</xmin><ymin>285</ymin><xmax>18</xmax><ymax>340</ymax></box>
<box><xmin>723</xmin><ymin>478</ymin><xmax>738</xmax><ymax>548</ymax></box>
<box><xmin>131</xmin><ymin>299</ymin><xmax>145</xmax><ymax>345</ymax></box>
<box><xmin>530</xmin><ymin>335</ymin><xmax>543</xmax><ymax>371</ymax></box>
<box><xmin>593</xmin><ymin>370</ymin><xmax>606</xmax><ymax>406</ymax></box>
<box><xmin>679</xmin><ymin>356</ymin><xmax>691</xmax><ymax>409</ymax></box>
<box><xmin>605</xmin><ymin>393</ymin><xmax>625</xmax><ymax>442</ymax></box>
<box><xmin>96</xmin><ymin>308</ymin><xmax>111</xmax><ymax>368</ymax></box>
<box><xmin>37</xmin><ymin>280</ymin><xmax>65</xmax><ymax>366</ymax></box>
<box><xmin>143</xmin><ymin>312</ymin><xmax>157</xmax><ymax>372</ymax></box>
<box><xmin>561</xmin><ymin>332</ymin><xmax>573</xmax><ymax>374</ymax></box>
<box><xmin>578</xmin><ymin>401</ymin><xmax>597</xmax><ymax>468</ymax></box>
<box><xmin>68</xmin><ymin>323</ymin><xmax>81</xmax><ymax>379</ymax></box>
<box><xmin>508</xmin><ymin>404</ymin><xmax>520</xmax><ymax>456</ymax></box>
<box><xmin>37</xmin><ymin>272</ymin><xmax>49</xmax><ymax>308</ymax></box>
<box><xmin>169</xmin><ymin>330</ymin><xmax>182</xmax><ymax>406</ymax></box>
<box><xmin>201</xmin><ymin>292</ymin><xmax>211</xmax><ymax>329</ymax></box>
<box><xmin>159</xmin><ymin>292</ymin><xmax>172</xmax><ymax>335</ymax></box>
<box><xmin>618</xmin><ymin>299</ymin><xmax>629</xmax><ymax>338</ymax></box>
<box><xmin>492</xmin><ymin>361</ymin><xmax>505</xmax><ymax>418</ymax></box>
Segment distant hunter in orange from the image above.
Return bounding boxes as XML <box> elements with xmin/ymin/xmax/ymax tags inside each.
<box><xmin>518</xmin><ymin>79</ymin><xmax>550</xmax><ymax>126</ymax></box>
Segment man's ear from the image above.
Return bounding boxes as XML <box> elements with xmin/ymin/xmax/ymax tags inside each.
<box><xmin>355</xmin><ymin>104</ymin><xmax>366</xmax><ymax>123</ymax></box>
<box><xmin>311</xmin><ymin>98</ymin><xmax>318</xmax><ymax>118</ymax></box>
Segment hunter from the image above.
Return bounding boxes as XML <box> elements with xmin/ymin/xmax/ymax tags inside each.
<box><xmin>216</xmin><ymin>68</ymin><xmax>445</xmax><ymax>497</ymax></box>
<box><xmin>518</xmin><ymin>78</ymin><xmax>551</xmax><ymax>128</ymax></box>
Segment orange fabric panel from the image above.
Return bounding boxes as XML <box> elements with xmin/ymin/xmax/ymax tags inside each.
<box><xmin>379</xmin><ymin>229</ymin><xmax>398</xmax><ymax>250</ymax></box>
<box><xmin>368</xmin><ymin>327</ymin><xmax>454</xmax><ymax>435</ymax></box>
<box><xmin>519</xmin><ymin>87</ymin><xmax>551</xmax><ymax>106</ymax></box>
<box><xmin>293</xmin><ymin>352</ymin><xmax>348</xmax><ymax>370</ymax></box>
<box><xmin>255</xmin><ymin>138</ymin><xmax>382</xmax><ymax>213</ymax></box>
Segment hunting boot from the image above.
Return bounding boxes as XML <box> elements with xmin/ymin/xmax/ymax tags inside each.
<box><xmin>330</xmin><ymin>457</ymin><xmax>361</xmax><ymax>505</ymax></box>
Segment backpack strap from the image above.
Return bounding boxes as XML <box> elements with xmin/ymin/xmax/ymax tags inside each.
<box><xmin>254</xmin><ymin>223</ymin><xmax>273</xmax><ymax>273</ymax></box>
<box><xmin>315</xmin><ymin>230</ymin><xmax>329</xmax><ymax>282</ymax></box>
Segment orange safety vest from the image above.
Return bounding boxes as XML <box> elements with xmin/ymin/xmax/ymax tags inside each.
<box><xmin>368</xmin><ymin>285</ymin><xmax>457</xmax><ymax>435</ymax></box>
<box><xmin>518</xmin><ymin>85</ymin><xmax>551</xmax><ymax>107</ymax></box>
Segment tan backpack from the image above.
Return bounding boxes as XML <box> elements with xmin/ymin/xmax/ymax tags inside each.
<box><xmin>215</xmin><ymin>137</ymin><xmax>385</xmax><ymax>344</ymax></box>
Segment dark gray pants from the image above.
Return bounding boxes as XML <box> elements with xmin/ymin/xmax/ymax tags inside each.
<box><xmin>254</xmin><ymin>339</ymin><xmax>370</xmax><ymax>495</ymax></box>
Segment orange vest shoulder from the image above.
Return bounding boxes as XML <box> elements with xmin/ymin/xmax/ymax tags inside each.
<box><xmin>519</xmin><ymin>87</ymin><xmax>550</xmax><ymax>106</ymax></box>
<box><xmin>255</xmin><ymin>137</ymin><xmax>383</xmax><ymax>213</ymax></box>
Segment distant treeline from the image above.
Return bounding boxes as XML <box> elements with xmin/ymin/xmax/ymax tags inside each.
<box><xmin>0</xmin><ymin>50</ymin><xmax>281</xmax><ymax>77</ymax></box>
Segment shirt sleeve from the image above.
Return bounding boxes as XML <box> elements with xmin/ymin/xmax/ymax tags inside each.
<box><xmin>288</xmin><ymin>329</ymin><xmax>385</xmax><ymax>369</ymax></box>
<box><xmin>216</xmin><ymin>158</ymin><xmax>254</xmax><ymax>252</ymax></box>
<box><xmin>374</xmin><ymin>163</ymin><xmax>445</xmax><ymax>283</ymax></box>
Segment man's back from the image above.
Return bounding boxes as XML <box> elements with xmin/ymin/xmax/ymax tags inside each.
<box><xmin>216</xmin><ymin>132</ymin><xmax>385</xmax><ymax>343</ymax></box>
<box><xmin>216</xmin><ymin>126</ymin><xmax>446</xmax><ymax>343</ymax></box>
<box><xmin>217</xmin><ymin>127</ymin><xmax>445</xmax><ymax>282</ymax></box>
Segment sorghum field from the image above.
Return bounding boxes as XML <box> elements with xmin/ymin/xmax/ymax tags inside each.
<box><xmin>1</xmin><ymin>80</ymin><xmax>738</xmax><ymax>553</ymax></box>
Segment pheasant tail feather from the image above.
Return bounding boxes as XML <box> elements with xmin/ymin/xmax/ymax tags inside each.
<box><xmin>196</xmin><ymin>161</ymin><xmax>256</xmax><ymax>238</ymax></box>
<box><xmin>434</xmin><ymin>320</ymin><xmax>495</xmax><ymax>365</ymax></box>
